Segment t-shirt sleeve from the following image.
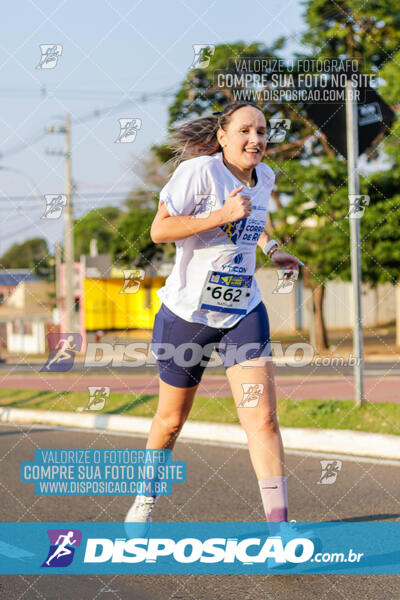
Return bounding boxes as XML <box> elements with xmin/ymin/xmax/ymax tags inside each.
<box><xmin>261</xmin><ymin>162</ymin><xmax>275</xmax><ymax>186</ymax></box>
<box><xmin>158</xmin><ymin>159</ymin><xmax>209</xmax><ymax>216</ymax></box>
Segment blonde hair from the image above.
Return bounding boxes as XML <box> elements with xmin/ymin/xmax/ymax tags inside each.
<box><xmin>168</xmin><ymin>101</ymin><xmax>265</xmax><ymax>167</ymax></box>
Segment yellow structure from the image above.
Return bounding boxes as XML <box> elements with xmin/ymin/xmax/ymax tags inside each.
<box><xmin>83</xmin><ymin>277</ymin><xmax>164</xmax><ymax>330</ymax></box>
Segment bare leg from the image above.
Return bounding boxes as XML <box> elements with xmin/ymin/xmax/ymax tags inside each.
<box><xmin>125</xmin><ymin>379</ymin><xmax>199</xmax><ymax>523</ymax></box>
<box><xmin>226</xmin><ymin>358</ymin><xmax>285</xmax><ymax>478</ymax></box>
<box><xmin>146</xmin><ymin>379</ymin><xmax>199</xmax><ymax>451</ymax></box>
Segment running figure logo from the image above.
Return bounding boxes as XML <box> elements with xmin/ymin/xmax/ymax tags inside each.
<box><xmin>192</xmin><ymin>194</ymin><xmax>216</xmax><ymax>219</ymax></box>
<box><xmin>267</xmin><ymin>119</ymin><xmax>291</xmax><ymax>143</ymax></box>
<box><xmin>41</xmin><ymin>195</ymin><xmax>67</xmax><ymax>219</ymax></box>
<box><xmin>217</xmin><ymin>218</ymin><xmax>247</xmax><ymax>244</ymax></box>
<box><xmin>120</xmin><ymin>269</ymin><xmax>145</xmax><ymax>293</ymax></box>
<box><xmin>42</xmin><ymin>529</ymin><xmax>82</xmax><ymax>568</ymax></box>
<box><xmin>317</xmin><ymin>460</ymin><xmax>342</xmax><ymax>484</ymax></box>
<box><xmin>41</xmin><ymin>333</ymin><xmax>82</xmax><ymax>372</ymax></box>
<box><xmin>36</xmin><ymin>44</ymin><xmax>63</xmax><ymax>69</ymax></box>
<box><xmin>346</xmin><ymin>195</ymin><xmax>370</xmax><ymax>219</ymax></box>
<box><xmin>238</xmin><ymin>383</ymin><xmax>264</xmax><ymax>408</ymax></box>
<box><xmin>114</xmin><ymin>118</ymin><xmax>142</xmax><ymax>143</ymax></box>
<box><xmin>76</xmin><ymin>386</ymin><xmax>110</xmax><ymax>412</ymax></box>
<box><xmin>190</xmin><ymin>44</ymin><xmax>215</xmax><ymax>69</ymax></box>
<box><xmin>272</xmin><ymin>269</ymin><xmax>299</xmax><ymax>294</ymax></box>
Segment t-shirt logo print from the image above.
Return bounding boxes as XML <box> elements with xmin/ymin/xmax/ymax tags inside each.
<box><xmin>217</xmin><ymin>218</ymin><xmax>247</xmax><ymax>244</ymax></box>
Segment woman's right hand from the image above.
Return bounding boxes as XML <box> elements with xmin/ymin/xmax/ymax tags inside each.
<box><xmin>219</xmin><ymin>186</ymin><xmax>252</xmax><ymax>224</ymax></box>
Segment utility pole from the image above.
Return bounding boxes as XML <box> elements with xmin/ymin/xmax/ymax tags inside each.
<box><xmin>55</xmin><ymin>242</ymin><xmax>61</xmax><ymax>304</ymax></box>
<box><xmin>345</xmin><ymin>78</ymin><xmax>365</xmax><ymax>406</ymax></box>
<box><xmin>64</xmin><ymin>114</ymin><xmax>74</xmax><ymax>332</ymax></box>
<box><xmin>46</xmin><ymin>115</ymin><xmax>75</xmax><ymax>332</ymax></box>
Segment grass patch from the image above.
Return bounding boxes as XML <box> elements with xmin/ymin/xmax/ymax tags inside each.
<box><xmin>278</xmin><ymin>398</ymin><xmax>399</xmax><ymax>435</ymax></box>
<box><xmin>0</xmin><ymin>389</ymin><xmax>398</xmax><ymax>435</ymax></box>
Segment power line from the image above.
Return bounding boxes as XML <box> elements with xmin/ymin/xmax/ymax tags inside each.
<box><xmin>0</xmin><ymin>132</ymin><xmax>47</xmax><ymax>160</ymax></box>
<box><xmin>0</xmin><ymin>191</ymin><xmax>142</xmax><ymax>202</ymax></box>
<box><xmin>0</xmin><ymin>83</ymin><xmax>178</xmax><ymax>160</ymax></box>
<box><xmin>0</xmin><ymin>222</ymin><xmax>43</xmax><ymax>241</ymax></box>
<box><xmin>0</xmin><ymin>85</ymin><xmax>177</xmax><ymax>100</ymax></box>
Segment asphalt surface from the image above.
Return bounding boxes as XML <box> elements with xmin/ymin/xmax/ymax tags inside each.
<box><xmin>0</xmin><ymin>423</ymin><xmax>399</xmax><ymax>599</ymax></box>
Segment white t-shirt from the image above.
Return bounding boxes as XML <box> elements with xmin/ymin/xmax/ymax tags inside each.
<box><xmin>157</xmin><ymin>151</ymin><xmax>275</xmax><ymax>328</ymax></box>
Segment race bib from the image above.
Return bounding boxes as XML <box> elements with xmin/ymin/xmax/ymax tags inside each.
<box><xmin>199</xmin><ymin>271</ymin><xmax>252</xmax><ymax>314</ymax></box>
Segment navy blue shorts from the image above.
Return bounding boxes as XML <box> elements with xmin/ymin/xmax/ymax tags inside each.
<box><xmin>151</xmin><ymin>302</ymin><xmax>272</xmax><ymax>388</ymax></box>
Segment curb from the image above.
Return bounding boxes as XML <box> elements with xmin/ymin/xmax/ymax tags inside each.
<box><xmin>0</xmin><ymin>407</ymin><xmax>399</xmax><ymax>461</ymax></box>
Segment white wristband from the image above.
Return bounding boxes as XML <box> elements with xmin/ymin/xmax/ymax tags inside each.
<box><xmin>263</xmin><ymin>239</ymin><xmax>279</xmax><ymax>256</ymax></box>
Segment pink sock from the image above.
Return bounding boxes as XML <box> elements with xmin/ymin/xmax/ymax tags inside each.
<box><xmin>258</xmin><ymin>475</ymin><xmax>288</xmax><ymax>534</ymax></box>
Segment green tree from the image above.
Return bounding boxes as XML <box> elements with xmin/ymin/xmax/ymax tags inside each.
<box><xmin>74</xmin><ymin>206</ymin><xmax>122</xmax><ymax>258</ymax></box>
<box><xmin>271</xmin><ymin>157</ymin><xmax>370</xmax><ymax>349</ymax></box>
<box><xmin>302</xmin><ymin>0</ymin><xmax>400</xmax><ymax>71</ymax></box>
<box><xmin>122</xmin><ymin>146</ymin><xmax>176</xmax><ymax>262</ymax></box>
<box><xmin>111</xmin><ymin>208</ymin><xmax>161</xmax><ymax>269</ymax></box>
<box><xmin>358</xmin><ymin>51</ymin><xmax>400</xmax><ymax>344</ymax></box>
<box><xmin>0</xmin><ymin>237</ymin><xmax>53</xmax><ymax>280</ymax></box>
<box><xmin>268</xmin><ymin>0</ymin><xmax>400</xmax><ymax>349</ymax></box>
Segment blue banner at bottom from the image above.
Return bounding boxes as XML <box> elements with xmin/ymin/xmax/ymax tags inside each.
<box><xmin>0</xmin><ymin>522</ymin><xmax>399</xmax><ymax>574</ymax></box>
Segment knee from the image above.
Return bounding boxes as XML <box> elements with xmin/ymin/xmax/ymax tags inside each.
<box><xmin>241</xmin><ymin>409</ymin><xmax>279</xmax><ymax>435</ymax></box>
<box><xmin>155</xmin><ymin>412</ymin><xmax>185</xmax><ymax>437</ymax></box>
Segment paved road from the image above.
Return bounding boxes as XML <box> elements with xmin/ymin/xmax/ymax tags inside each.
<box><xmin>0</xmin><ymin>423</ymin><xmax>399</xmax><ymax>598</ymax></box>
<box><xmin>1</xmin><ymin>371</ymin><xmax>400</xmax><ymax>402</ymax></box>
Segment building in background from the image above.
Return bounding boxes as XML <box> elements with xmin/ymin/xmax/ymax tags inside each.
<box><xmin>0</xmin><ymin>269</ymin><xmax>39</xmax><ymax>306</ymax></box>
<box><xmin>256</xmin><ymin>268</ymin><xmax>396</xmax><ymax>334</ymax></box>
<box><xmin>0</xmin><ymin>261</ymin><xmax>395</xmax><ymax>356</ymax></box>
<box><xmin>0</xmin><ymin>279</ymin><xmax>55</xmax><ymax>354</ymax></box>
<box><xmin>57</xmin><ymin>254</ymin><xmax>173</xmax><ymax>345</ymax></box>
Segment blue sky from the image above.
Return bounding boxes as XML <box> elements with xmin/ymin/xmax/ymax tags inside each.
<box><xmin>0</xmin><ymin>0</ymin><xmax>307</xmax><ymax>255</ymax></box>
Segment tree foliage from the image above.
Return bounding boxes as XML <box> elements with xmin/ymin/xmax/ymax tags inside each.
<box><xmin>74</xmin><ymin>206</ymin><xmax>122</xmax><ymax>259</ymax></box>
<box><xmin>302</xmin><ymin>0</ymin><xmax>400</xmax><ymax>71</ymax></box>
<box><xmin>110</xmin><ymin>208</ymin><xmax>160</xmax><ymax>269</ymax></box>
<box><xmin>359</xmin><ymin>49</ymin><xmax>400</xmax><ymax>287</ymax></box>
<box><xmin>0</xmin><ymin>237</ymin><xmax>52</xmax><ymax>279</ymax></box>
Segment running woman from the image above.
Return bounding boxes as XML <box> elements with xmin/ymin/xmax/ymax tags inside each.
<box><xmin>125</xmin><ymin>101</ymin><xmax>302</xmax><ymax>532</ymax></box>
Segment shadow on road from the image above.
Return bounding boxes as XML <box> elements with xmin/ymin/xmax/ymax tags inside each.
<box><xmin>328</xmin><ymin>513</ymin><xmax>400</xmax><ymax>522</ymax></box>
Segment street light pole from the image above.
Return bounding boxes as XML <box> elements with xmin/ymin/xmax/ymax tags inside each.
<box><xmin>345</xmin><ymin>78</ymin><xmax>365</xmax><ymax>406</ymax></box>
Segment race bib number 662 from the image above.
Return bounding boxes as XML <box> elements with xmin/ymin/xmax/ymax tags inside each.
<box><xmin>199</xmin><ymin>271</ymin><xmax>252</xmax><ymax>315</ymax></box>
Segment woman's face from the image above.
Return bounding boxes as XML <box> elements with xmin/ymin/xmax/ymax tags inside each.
<box><xmin>218</xmin><ymin>106</ymin><xmax>267</xmax><ymax>170</ymax></box>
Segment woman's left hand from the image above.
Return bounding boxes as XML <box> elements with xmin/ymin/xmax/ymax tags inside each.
<box><xmin>269</xmin><ymin>250</ymin><xmax>304</xmax><ymax>279</ymax></box>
